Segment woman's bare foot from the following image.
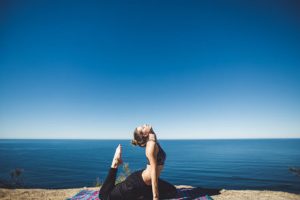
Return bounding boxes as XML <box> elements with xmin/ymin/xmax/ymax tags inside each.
<box><xmin>111</xmin><ymin>144</ymin><xmax>123</xmax><ymax>168</ymax></box>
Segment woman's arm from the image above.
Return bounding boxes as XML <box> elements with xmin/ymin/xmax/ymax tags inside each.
<box><xmin>146</xmin><ymin>141</ymin><xmax>159</xmax><ymax>200</ymax></box>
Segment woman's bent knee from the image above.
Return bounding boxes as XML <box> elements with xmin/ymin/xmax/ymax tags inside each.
<box><xmin>161</xmin><ymin>185</ymin><xmax>177</xmax><ymax>199</ymax></box>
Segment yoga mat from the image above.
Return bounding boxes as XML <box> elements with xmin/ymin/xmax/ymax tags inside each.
<box><xmin>66</xmin><ymin>188</ymin><xmax>214</xmax><ymax>200</ymax></box>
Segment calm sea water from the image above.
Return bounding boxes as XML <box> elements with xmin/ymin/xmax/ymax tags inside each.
<box><xmin>0</xmin><ymin>139</ymin><xmax>300</xmax><ymax>193</ymax></box>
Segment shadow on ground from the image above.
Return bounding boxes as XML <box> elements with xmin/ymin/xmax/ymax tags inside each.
<box><xmin>176</xmin><ymin>187</ymin><xmax>222</xmax><ymax>198</ymax></box>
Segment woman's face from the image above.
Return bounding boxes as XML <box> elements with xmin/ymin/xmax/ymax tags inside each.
<box><xmin>136</xmin><ymin>124</ymin><xmax>153</xmax><ymax>137</ymax></box>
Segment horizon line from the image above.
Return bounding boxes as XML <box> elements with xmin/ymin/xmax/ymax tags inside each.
<box><xmin>1</xmin><ymin>137</ymin><xmax>300</xmax><ymax>140</ymax></box>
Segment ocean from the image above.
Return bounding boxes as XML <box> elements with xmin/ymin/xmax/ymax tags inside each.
<box><xmin>0</xmin><ymin>139</ymin><xmax>299</xmax><ymax>193</ymax></box>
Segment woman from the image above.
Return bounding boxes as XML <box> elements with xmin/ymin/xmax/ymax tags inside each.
<box><xmin>99</xmin><ymin>124</ymin><xmax>177</xmax><ymax>200</ymax></box>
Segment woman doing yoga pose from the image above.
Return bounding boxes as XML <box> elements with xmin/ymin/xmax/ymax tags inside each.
<box><xmin>98</xmin><ymin>124</ymin><xmax>177</xmax><ymax>200</ymax></box>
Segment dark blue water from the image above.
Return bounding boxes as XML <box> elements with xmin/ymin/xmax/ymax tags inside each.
<box><xmin>0</xmin><ymin>139</ymin><xmax>300</xmax><ymax>193</ymax></box>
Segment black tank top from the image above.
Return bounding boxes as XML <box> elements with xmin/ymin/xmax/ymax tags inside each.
<box><xmin>146</xmin><ymin>142</ymin><xmax>166</xmax><ymax>166</ymax></box>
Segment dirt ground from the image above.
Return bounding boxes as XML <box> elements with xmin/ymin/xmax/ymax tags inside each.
<box><xmin>0</xmin><ymin>185</ymin><xmax>299</xmax><ymax>200</ymax></box>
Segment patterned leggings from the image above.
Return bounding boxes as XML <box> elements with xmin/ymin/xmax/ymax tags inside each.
<box><xmin>99</xmin><ymin>167</ymin><xmax>177</xmax><ymax>200</ymax></box>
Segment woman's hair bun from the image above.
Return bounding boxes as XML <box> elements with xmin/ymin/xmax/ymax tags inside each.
<box><xmin>131</xmin><ymin>139</ymin><xmax>138</xmax><ymax>146</ymax></box>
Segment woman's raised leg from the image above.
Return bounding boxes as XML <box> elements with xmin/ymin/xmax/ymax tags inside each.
<box><xmin>99</xmin><ymin>144</ymin><xmax>123</xmax><ymax>200</ymax></box>
<box><xmin>99</xmin><ymin>167</ymin><xmax>118</xmax><ymax>199</ymax></box>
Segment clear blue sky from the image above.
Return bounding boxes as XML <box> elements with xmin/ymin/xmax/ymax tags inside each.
<box><xmin>0</xmin><ymin>0</ymin><xmax>299</xmax><ymax>139</ymax></box>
